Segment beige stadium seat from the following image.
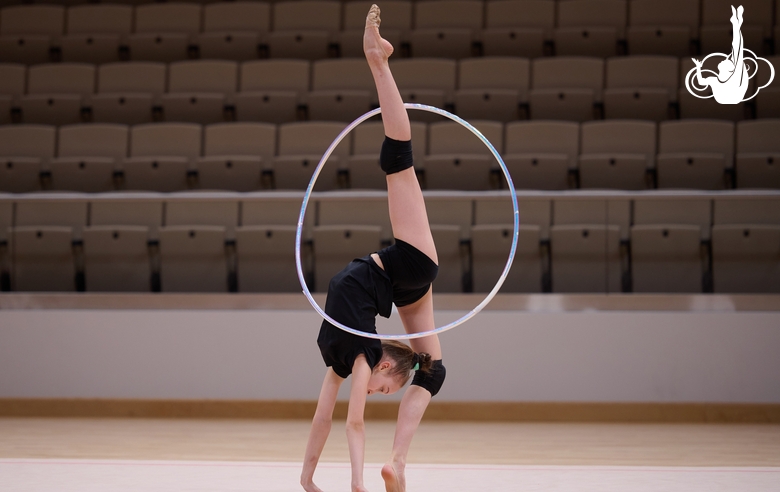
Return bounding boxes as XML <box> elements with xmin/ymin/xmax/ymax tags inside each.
<box><xmin>123</xmin><ymin>123</ymin><xmax>201</xmax><ymax>192</ymax></box>
<box><xmin>198</xmin><ymin>122</ymin><xmax>275</xmax><ymax>191</ymax></box>
<box><xmin>0</xmin><ymin>124</ymin><xmax>54</xmax><ymax>192</ymax></box>
<box><xmin>318</xmin><ymin>195</ymin><xmax>392</xmax><ymax>242</ymax></box>
<box><xmin>236</xmin><ymin>225</ymin><xmax>300</xmax><ymax>292</ymax></box>
<box><xmin>471</xmin><ymin>224</ymin><xmax>542</xmax><ymax>293</ymax></box>
<box><xmin>553</xmin><ymin>196</ymin><xmax>631</xmax><ymax>240</ymax></box>
<box><xmin>755</xmin><ymin>56</ymin><xmax>780</xmax><ymax>118</ymax></box>
<box><xmin>657</xmin><ymin>120</ymin><xmax>735</xmax><ymax>189</ymax></box>
<box><xmin>550</xmin><ymin>224</ymin><xmax>622</xmax><ymax>293</ymax></box>
<box><xmin>49</xmin><ymin>123</ymin><xmax>128</xmax><ymax>192</ymax></box>
<box><xmin>15</xmin><ymin>196</ymin><xmax>89</xmax><ymax>238</ymax></box>
<box><xmin>273</xmin><ymin>0</ymin><xmax>341</xmax><ymax>32</ymax></box>
<box><xmin>482</xmin><ymin>0</ymin><xmax>553</xmax><ymax>58</ymax></box>
<box><xmin>390</xmin><ymin>59</ymin><xmax>456</xmax><ymax>121</ymax></box>
<box><xmin>713</xmin><ymin>197</ymin><xmax>780</xmax><ymax>226</ymax></box>
<box><xmin>631</xmin><ymin>224</ymin><xmax>703</xmax><ymax>293</ymax></box>
<box><xmin>627</xmin><ymin>0</ymin><xmax>698</xmax><ymax>56</ymax></box>
<box><xmin>241</xmin><ymin>192</ymin><xmax>312</xmax><ymax>236</ymax></box>
<box><xmin>308</xmin><ymin>58</ymin><xmax>375</xmax><ymax>121</ymax></box>
<box><xmin>306</xmin><ymin>90</ymin><xmax>373</xmax><ymax>122</ymax></box>
<box><xmin>91</xmin><ymin>62</ymin><xmax>165</xmax><ymax>125</ymax></box>
<box><xmin>199</xmin><ymin>1</ymin><xmax>269</xmax><ymax>59</ymax></box>
<box><xmin>633</xmin><ymin>195</ymin><xmax>712</xmax><ymax>239</ymax></box>
<box><xmin>0</xmin><ymin>34</ymin><xmax>51</xmax><ymax>65</ymax></box>
<box><xmin>0</xmin><ymin>63</ymin><xmax>25</xmax><ymax>96</ymax></box>
<box><xmin>700</xmin><ymin>0</ymin><xmax>770</xmax><ymax>56</ymax></box>
<box><xmin>165</xmin><ymin>195</ymin><xmax>240</xmax><ymax>239</ymax></box>
<box><xmin>90</xmin><ymin>196</ymin><xmax>164</xmax><ymax>239</ymax></box>
<box><xmin>0</xmin><ymin>96</ymin><xmax>9</xmax><ymax>125</ymax></box>
<box><xmin>129</xmin><ymin>3</ymin><xmax>201</xmax><ymax>62</ymax></box>
<box><xmin>455</xmin><ymin>57</ymin><xmax>529</xmax><ymax>122</ymax></box>
<box><xmin>554</xmin><ymin>0</ymin><xmax>626</xmax><ymax>57</ymax></box>
<box><xmin>0</xmin><ymin>5</ymin><xmax>64</xmax><ymax>36</ymax></box>
<box><xmin>10</xmin><ymin>226</ymin><xmax>75</xmax><ymax>292</ymax></box>
<box><xmin>83</xmin><ymin>225</ymin><xmax>150</xmax><ymax>292</ymax></box>
<box><xmin>161</xmin><ymin>60</ymin><xmax>237</xmax><ymax>124</ymax></box>
<box><xmin>604</xmin><ymin>56</ymin><xmax>678</xmax><ymax>121</ymax></box>
<box><xmin>0</xmin><ymin>194</ymin><xmax>11</xmax><ymax>243</ymax></box>
<box><xmin>266</xmin><ymin>30</ymin><xmax>330</xmax><ymax>60</ymax></box>
<box><xmin>428</xmin><ymin>120</ymin><xmax>503</xmax><ymax>156</ymax></box>
<box><xmin>529</xmin><ymin>57</ymin><xmax>603</xmax><ymax>121</ymax></box>
<box><xmin>712</xmin><ymin>224</ymin><xmax>780</xmax><ymax>293</ymax></box>
<box><xmin>273</xmin><ymin>122</ymin><xmax>350</xmax><ymax>190</ymax></box>
<box><xmin>578</xmin><ymin>120</ymin><xmax>656</xmax><ymax>190</ymax></box>
<box><xmin>504</xmin><ymin>121</ymin><xmax>578</xmax><ymax>190</ymax></box>
<box><xmin>313</xmin><ymin>225</ymin><xmax>382</xmax><ymax>293</ymax></box>
<box><xmin>197</xmin><ymin>32</ymin><xmax>260</xmax><ymax>62</ymax></box>
<box><xmin>235</xmin><ymin>59</ymin><xmax>308</xmax><ymax>123</ymax></box>
<box><xmin>736</xmin><ymin>120</ymin><xmax>780</xmax><ymax>189</ymax></box>
<box><xmin>474</xmin><ymin>193</ymin><xmax>552</xmax><ymax>239</ymax></box>
<box><xmin>414</xmin><ymin>0</ymin><xmax>482</xmax><ymax>29</ymax></box>
<box><xmin>61</xmin><ymin>5</ymin><xmax>130</xmax><ymax>63</ymax></box>
<box><xmin>424</xmin><ymin>195</ymin><xmax>473</xmax><ymax>240</ymax></box>
<box><xmin>425</xmin><ymin>119</ymin><xmax>502</xmax><ymax>189</ymax></box>
<box><xmin>430</xmin><ymin>224</ymin><xmax>462</xmax><ymax>292</ymax></box>
<box><xmin>159</xmin><ymin>225</ymin><xmax>227</xmax><ymax>292</ymax></box>
<box><xmin>60</xmin><ymin>34</ymin><xmax>121</xmax><ymax>64</ymax></box>
<box><xmin>21</xmin><ymin>63</ymin><xmax>94</xmax><ymax>125</ymax></box>
<box><xmin>408</xmin><ymin>28</ymin><xmax>474</xmax><ymax>60</ymax></box>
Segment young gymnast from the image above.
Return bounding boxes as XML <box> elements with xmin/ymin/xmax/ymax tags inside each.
<box><xmin>300</xmin><ymin>5</ymin><xmax>447</xmax><ymax>492</ymax></box>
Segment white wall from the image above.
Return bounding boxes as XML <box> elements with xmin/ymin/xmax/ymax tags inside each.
<box><xmin>2</xmin><ymin>307</ymin><xmax>779</xmax><ymax>403</ymax></box>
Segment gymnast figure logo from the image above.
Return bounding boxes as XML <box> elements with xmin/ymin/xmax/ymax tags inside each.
<box><xmin>685</xmin><ymin>5</ymin><xmax>775</xmax><ymax>104</ymax></box>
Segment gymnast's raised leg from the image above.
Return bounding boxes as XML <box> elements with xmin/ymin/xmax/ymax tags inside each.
<box><xmin>365</xmin><ymin>5</ymin><xmax>446</xmax><ymax>491</ymax></box>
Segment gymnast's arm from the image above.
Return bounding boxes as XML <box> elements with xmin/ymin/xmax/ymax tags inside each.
<box><xmin>301</xmin><ymin>368</ymin><xmax>343</xmax><ymax>492</ymax></box>
<box><xmin>346</xmin><ymin>354</ymin><xmax>372</xmax><ymax>492</ymax></box>
<box><xmin>692</xmin><ymin>59</ymin><xmax>710</xmax><ymax>87</ymax></box>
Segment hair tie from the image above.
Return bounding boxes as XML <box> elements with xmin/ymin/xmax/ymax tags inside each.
<box><xmin>412</xmin><ymin>353</ymin><xmax>420</xmax><ymax>371</ymax></box>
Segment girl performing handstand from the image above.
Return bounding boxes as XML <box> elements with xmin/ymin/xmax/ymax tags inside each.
<box><xmin>300</xmin><ymin>5</ymin><xmax>447</xmax><ymax>492</ymax></box>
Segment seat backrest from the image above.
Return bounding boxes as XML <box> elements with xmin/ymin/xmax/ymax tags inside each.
<box><xmin>312</xmin><ymin>59</ymin><xmax>374</xmax><ymax>91</ymax></box>
<box><xmin>580</xmin><ymin>120</ymin><xmax>656</xmax><ymax>156</ymax></box>
<box><xmin>165</xmin><ymin>197</ymin><xmax>240</xmax><ymax>237</ymax></box>
<box><xmin>277</xmin><ymin>122</ymin><xmax>351</xmax><ymax>160</ymax></box>
<box><xmin>90</xmin><ymin>197</ymin><xmax>164</xmax><ymax>236</ymax></box>
<box><xmin>130</xmin><ymin>123</ymin><xmax>202</xmax><ymax>158</ymax></box>
<box><xmin>0</xmin><ymin>5</ymin><xmax>64</xmax><ymax>36</ymax></box>
<box><xmin>0</xmin><ymin>63</ymin><xmax>26</xmax><ymax>97</ymax></box>
<box><xmin>737</xmin><ymin>120</ymin><xmax>780</xmax><ymax>153</ymax></box>
<box><xmin>272</xmin><ymin>0</ymin><xmax>341</xmax><ymax>31</ymax></box>
<box><xmin>485</xmin><ymin>0</ymin><xmax>555</xmax><ymax>29</ymax></box>
<box><xmin>27</xmin><ymin>63</ymin><xmax>95</xmax><ymax>96</ymax></box>
<box><xmin>98</xmin><ymin>62</ymin><xmax>167</xmax><ymax>95</ymax></box>
<box><xmin>428</xmin><ymin>121</ymin><xmax>504</xmax><ymax>155</ymax></box>
<box><xmin>531</xmin><ymin>57</ymin><xmax>604</xmax><ymax>92</ymax></box>
<box><xmin>66</xmin><ymin>5</ymin><xmax>133</xmax><ymax>35</ymax></box>
<box><xmin>317</xmin><ymin>195</ymin><xmax>392</xmax><ymax>240</ymax></box>
<box><xmin>343</xmin><ymin>1</ymin><xmax>412</xmax><ymax>30</ymax></box>
<box><xmin>702</xmin><ymin>0</ymin><xmax>772</xmax><ymax>30</ymax></box>
<box><xmin>203</xmin><ymin>2</ymin><xmax>271</xmax><ymax>32</ymax></box>
<box><xmin>557</xmin><ymin>0</ymin><xmax>627</xmax><ymax>29</ymax></box>
<box><xmin>204</xmin><ymin>123</ymin><xmax>276</xmax><ymax>164</ymax></box>
<box><xmin>606</xmin><ymin>56</ymin><xmax>678</xmax><ymax>92</ymax></box>
<box><xmin>414</xmin><ymin>0</ymin><xmax>483</xmax><ymax>29</ymax></box>
<box><xmin>629</xmin><ymin>0</ymin><xmax>699</xmax><ymax>29</ymax></box>
<box><xmin>15</xmin><ymin>198</ymin><xmax>88</xmax><ymax>236</ymax></box>
<box><xmin>475</xmin><ymin>194</ymin><xmax>552</xmax><ymax>238</ymax></box>
<box><xmin>240</xmin><ymin>60</ymin><xmax>310</xmax><ymax>93</ymax></box>
<box><xmin>713</xmin><ymin>197</ymin><xmax>780</xmax><ymax>225</ymax></box>
<box><xmin>168</xmin><ymin>60</ymin><xmax>238</xmax><ymax>93</ymax></box>
<box><xmin>659</xmin><ymin>120</ymin><xmax>735</xmax><ymax>165</ymax></box>
<box><xmin>458</xmin><ymin>57</ymin><xmax>530</xmax><ymax>92</ymax></box>
<box><xmin>134</xmin><ymin>3</ymin><xmax>202</xmax><ymax>34</ymax></box>
<box><xmin>0</xmin><ymin>125</ymin><xmax>56</xmax><ymax>158</ymax></box>
<box><xmin>58</xmin><ymin>124</ymin><xmax>129</xmax><ymax>159</ymax></box>
<box><xmin>389</xmin><ymin>59</ymin><xmax>457</xmax><ymax>91</ymax></box>
<box><xmin>553</xmin><ymin>197</ymin><xmax>631</xmax><ymax>239</ymax></box>
<box><xmin>505</xmin><ymin>121</ymin><xmax>579</xmax><ymax>160</ymax></box>
<box><xmin>633</xmin><ymin>196</ymin><xmax>712</xmax><ymax>238</ymax></box>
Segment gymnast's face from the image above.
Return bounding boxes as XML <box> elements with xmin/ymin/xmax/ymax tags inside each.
<box><xmin>367</xmin><ymin>362</ymin><xmax>402</xmax><ymax>396</ymax></box>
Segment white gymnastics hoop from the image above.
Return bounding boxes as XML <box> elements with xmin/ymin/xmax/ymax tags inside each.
<box><xmin>295</xmin><ymin>103</ymin><xmax>520</xmax><ymax>340</ymax></box>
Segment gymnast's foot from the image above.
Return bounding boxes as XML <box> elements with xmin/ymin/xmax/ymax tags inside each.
<box><xmin>381</xmin><ymin>461</ymin><xmax>406</xmax><ymax>492</ymax></box>
<box><xmin>364</xmin><ymin>4</ymin><xmax>394</xmax><ymax>66</ymax></box>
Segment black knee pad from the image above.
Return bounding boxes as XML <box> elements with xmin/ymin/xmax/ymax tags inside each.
<box><xmin>380</xmin><ymin>136</ymin><xmax>414</xmax><ymax>175</ymax></box>
<box><xmin>411</xmin><ymin>360</ymin><xmax>446</xmax><ymax>397</ymax></box>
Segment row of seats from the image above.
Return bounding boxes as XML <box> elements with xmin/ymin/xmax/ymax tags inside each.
<box><xmin>2</xmin><ymin>120</ymin><xmax>778</xmax><ymax>192</ymax></box>
<box><xmin>1</xmin><ymin>0</ymin><xmax>778</xmax><ymax>64</ymax></box>
<box><xmin>2</xmin><ymin>57</ymin><xmax>779</xmax><ymax>126</ymax></box>
<box><xmin>1</xmin><ymin>191</ymin><xmax>778</xmax><ymax>294</ymax></box>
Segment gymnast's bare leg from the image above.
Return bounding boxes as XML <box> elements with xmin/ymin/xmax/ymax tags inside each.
<box><xmin>365</xmin><ymin>5</ymin><xmax>442</xmax><ymax>491</ymax></box>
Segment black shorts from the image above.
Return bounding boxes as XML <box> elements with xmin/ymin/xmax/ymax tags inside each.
<box><xmin>377</xmin><ymin>238</ymin><xmax>439</xmax><ymax>306</ymax></box>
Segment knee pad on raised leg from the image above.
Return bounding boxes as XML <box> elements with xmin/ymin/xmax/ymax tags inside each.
<box><xmin>411</xmin><ymin>360</ymin><xmax>446</xmax><ymax>397</ymax></box>
<box><xmin>380</xmin><ymin>136</ymin><xmax>414</xmax><ymax>175</ymax></box>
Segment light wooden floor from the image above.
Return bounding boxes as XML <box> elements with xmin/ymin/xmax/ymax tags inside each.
<box><xmin>1</xmin><ymin>418</ymin><xmax>779</xmax><ymax>467</ymax></box>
